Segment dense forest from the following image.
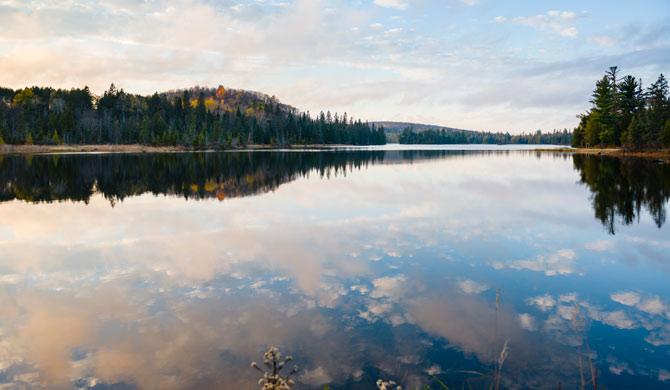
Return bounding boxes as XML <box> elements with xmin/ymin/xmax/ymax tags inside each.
<box><xmin>398</xmin><ymin>128</ymin><xmax>572</xmax><ymax>145</ymax></box>
<box><xmin>0</xmin><ymin>84</ymin><xmax>386</xmax><ymax>147</ymax></box>
<box><xmin>572</xmin><ymin>67</ymin><xmax>670</xmax><ymax>149</ymax></box>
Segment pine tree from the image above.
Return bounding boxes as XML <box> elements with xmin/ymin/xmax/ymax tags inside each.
<box><xmin>661</xmin><ymin>119</ymin><xmax>670</xmax><ymax>148</ymax></box>
<box><xmin>621</xmin><ymin>114</ymin><xmax>645</xmax><ymax>150</ymax></box>
<box><xmin>646</xmin><ymin>74</ymin><xmax>669</xmax><ymax>146</ymax></box>
<box><xmin>52</xmin><ymin>130</ymin><xmax>61</xmax><ymax>145</ymax></box>
<box><xmin>590</xmin><ymin>76</ymin><xmax>617</xmax><ymax>145</ymax></box>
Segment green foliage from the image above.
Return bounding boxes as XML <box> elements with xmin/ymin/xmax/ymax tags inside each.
<box><xmin>52</xmin><ymin>130</ymin><xmax>61</xmax><ymax>145</ymax></box>
<box><xmin>25</xmin><ymin>132</ymin><xmax>33</xmax><ymax>145</ymax></box>
<box><xmin>661</xmin><ymin>119</ymin><xmax>670</xmax><ymax>148</ymax></box>
<box><xmin>621</xmin><ymin>114</ymin><xmax>645</xmax><ymax>150</ymax></box>
<box><xmin>0</xmin><ymin>84</ymin><xmax>386</xmax><ymax>147</ymax></box>
<box><xmin>399</xmin><ymin>128</ymin><xmax>571</xmax><ymax>145</ymax></box>
<box><xmin>574</xmin><ymin>68</ymin><xmax>669</xmax><ymax>149</ymax></box>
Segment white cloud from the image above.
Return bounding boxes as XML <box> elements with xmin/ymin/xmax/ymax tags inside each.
<box><xmin>373</xmin><ymin>0</ymin><xmax>408</xmax><ymax>10</ymax></box>
<box><xmin>511</xmin><ymin>10</ymin><xmax>579</xmax><ymax>38</ymax></box>
<box><xmin>299</xmin><ymin>366</ymin><xmax>332</xmax><ymax>386</ymax></box>
<box><xmin>639</xmin><ymin>296</ymin><xmax>667</xmax><ymax>316</ymax></box>
<box><xmin>559</xmin><ymin>293</ymin><xmax>577</xmax><ymax>303</ymax></box>
<box><xmin>494</xmin><ymin>249</ymin><xmax>577</xmax><ymax>276</ymax></box>
<box><xmin>526</xmin><ymin>294</ymin><xmax>556</xmax><ymax>312</ymax></box>
<box><xmin>611</xmin><ymin>291</ymin><xmax>641</xmax><ymax>306</ymax></box>
<box><xmin>457</xmin><ymin>279</ymin><xmax>489</xmax><ymax>295</ymax></box>
<box><xmin>369</xmin><ymin>275</ymin><xmax>406</xmax><ymax>300</ymax></box>
<box><xmin>601</xmin><ymin>310</ymin><xmax>636</xmax><ymax>329</ymax></box>
<box><xmin>493</xmin><ymin>16</ymin><xmax>506</xmax><ymax>23</ymax></box>
<box><xmin>584</xmin><ymin>240</ymin><xmax>615</xmax><ymax>252</ymax></box>
<box><xmin>611</xmin><ymin>291</ymin><xmax>668</xmax><ymax>316</ymax></box>
<box><xmin>589</xmin><ymin>35</ymin><xmax>617</xmax><ymax>47</ymax></box>
<box><xmin>517</xmin><ymin>313</ymin><xmax>537</xmax><ymax>331</ymax></box>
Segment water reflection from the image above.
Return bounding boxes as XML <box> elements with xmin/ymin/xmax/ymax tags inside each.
<box><xmin>0</xmin><ymin>150</ymin><xmax>668</xmax><ymax>389</ymax></box>
<box><xmin>573</xmin><ymin>155</ymin><xmax>670</xmax><ymax>234</ymax></box>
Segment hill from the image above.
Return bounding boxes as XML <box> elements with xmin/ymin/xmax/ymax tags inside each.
<box><xmin>0</xmin><ymin>84</ymin><xmax>386</xmax><ymax>147</ymax></box>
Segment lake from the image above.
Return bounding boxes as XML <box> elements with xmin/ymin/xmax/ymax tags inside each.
<box><xmin>0</xmin><ymin>146</ymin><xmax>669</xmax><ymax>389</ymax></box>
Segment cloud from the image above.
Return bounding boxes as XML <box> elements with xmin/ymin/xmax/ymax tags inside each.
<box><xmin>584</xmin><ymin>240</ymin><xmax>615</xmax><ymax>252</ymax></box>
<box><xmin>601</xmin><ymin>310</ymin><xmax>636</xmax><ymax>329</ymax></box>
<box><xmin>373</xmin><ymin>0</ymin><xmax>409</xmax><ymax>10</ymax></box>
<box><xmin>511</xmin><ymin>10</ymin><xmax>579</xmax><ymax>38</ymax></box>
<box><xmin>526</xmin><ymin>294</ymin><xmax>556</xmax><ymax>312</ymax></box>
<box><xmin>589</xmin><ymin>35</ymin><xmax>617</xmax><ymax>47</ymax></box>
<box><xmin>611</xmin><ymin>291</ymin><xmax>641</xmax><ymax>306</ymax></box>
<box><xmin>457</xmin><ymin>279</ymin><xmax>489</xmax><ymax>294</ymax></box>
<box><xmin>299</xmin><ymin>366</ymin><xmax>332</xmax><ymax>386</ymax></box>
<box><xmin>611</xmin><ymin>291</ymin><xmax>668</xmax><ymax>316</ymax></box>
<box><xmin>517</xmin><ymin>313</ymin><xmax>537</xmax><ymax>331</ymax></box>
<box><xmin>494</xmin><ymin>249</ymin><xmax>577</xmax><ymax>276</ymax></box>
<box><xmin>369</xmin><ymin>275</ymin><xmax>407</xmax><ymax>300</ymax></box>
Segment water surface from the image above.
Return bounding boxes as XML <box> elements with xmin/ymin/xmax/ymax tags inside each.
<box><xmin>0</xmin><ymin>148</ymin><xmax>669</xmax><ymax>389</ymax></box>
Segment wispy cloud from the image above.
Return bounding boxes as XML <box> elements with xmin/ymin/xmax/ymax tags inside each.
<box><xmin>373</xmin><ymin>0</ymin><xmax>409</xmax><ymax>10</ymax></box>
<box><xmin>510</xmin><ymin>10</ymin><xmax>579</xmax><ymax>38</ymax></box>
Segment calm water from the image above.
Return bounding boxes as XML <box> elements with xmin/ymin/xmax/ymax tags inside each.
<box><xmin>0</xmin><ymin>147</ymin><xmax>669</xmax><ymax>389</ymax></box>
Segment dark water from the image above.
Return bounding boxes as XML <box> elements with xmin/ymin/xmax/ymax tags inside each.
<box><xmin>0</xmin><ymin>148</ymin><xmax>669</xmax><ymax>389</ymax></box>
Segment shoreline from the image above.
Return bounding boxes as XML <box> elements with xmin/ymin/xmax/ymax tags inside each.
<box><xmin>1</xmin><ymin>144</ymin><xmax>669</xmax><ymax>161</ymax></box>
<box><xmin>535</xmin><ymin>147</ymin><xmax>670</xmax><ymax>161</ymax></box>
<box><xmin>0</xmin><ymin>144</ymin><xmax>357</xmax><ymax>155</ymax></box>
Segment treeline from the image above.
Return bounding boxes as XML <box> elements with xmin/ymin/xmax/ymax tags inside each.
<box><xmin>398</xmin><ymin>128</ymin><xmax>572</xmax><ymax>145</ymax></box>
<box><xmin>572</xmin><ymin>67</ymin><xmax>670</xmax><ymax>149</ymax></box>
<box><xmin>0</xmin><ymin>84</ymin><xmax>386</xmax><ymax>147</ymax></box>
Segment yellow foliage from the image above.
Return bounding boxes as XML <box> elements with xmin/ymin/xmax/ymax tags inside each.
<box><xmin>204</xmin><ymin>97</ymin><xmax>217</xmax><ymax>112</ymax></box>
<box><xmin>204</xmin><ymin>180</ymin><xmax>217</xmax><ymax>192</ymax></box>
<box><xmin>13</xmin><ymin>89</ymin><xmax>35</xmax><ymax>107</ymax></box>
<box><xmin>245</xmin><ymin>107</ymin><xmax>255</xmax><ymax>116</ymax></box>
<box><xmin>190</xmin><ymin>184</ymin><xmax>199</xmax><ymax>192</ymax></box>
<box><xmin>189</xmin><ymin>99</ymin><xmax>198</xmax><ymax>108</ymax></box>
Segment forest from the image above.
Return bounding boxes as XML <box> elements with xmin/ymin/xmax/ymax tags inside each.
<box><xmin>398</xmin><ymin>128</ymin><xmax>572</xmax><ymax>145</ymax></box>
<box><xmin>572</xmin><ymin>67</ymin><xmax>670</xmax><ymax>149</ymax></box>
<box><xmin>0</xmin><ymin>84</ymin><xmax>386</xmax><ymax>147</ymax></box>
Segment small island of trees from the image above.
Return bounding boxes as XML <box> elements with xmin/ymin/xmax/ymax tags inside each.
<box><xmin>572</xmin><ymin>67</ymin><xmax>670</xmax><ymax>150</ymax></box>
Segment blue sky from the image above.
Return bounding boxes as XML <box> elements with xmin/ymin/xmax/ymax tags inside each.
<box><xmin>0</xmin><ymin>0</ymin><xmax>668</xmax><ymax>132</ymax></box>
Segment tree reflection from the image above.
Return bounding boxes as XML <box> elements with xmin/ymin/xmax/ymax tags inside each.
<box><xmin>573</xmin><ymin>154</ymin><xmax>670</xmax><ymax>234</ymax></box>
<box><xmin>0</xmin><ymin>150</ymin><xmax>498</xmax><ymax>205</ymax></box>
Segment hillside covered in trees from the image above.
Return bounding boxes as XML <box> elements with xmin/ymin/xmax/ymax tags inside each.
<box><xmin>572</xmin><ymin>67</ymin><xmax>670</xmax><ymax>149</ymax></box>
<box><xmin>398</xmin><ymin>128</ymin><xmax>572</xmax><ymax>145</ymax></box>
<box><xmin>0</xmin><ymin>84</ymin><xmax>386</xmax><ymax>147</ymax></box>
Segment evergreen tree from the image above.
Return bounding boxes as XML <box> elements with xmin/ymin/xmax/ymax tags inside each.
<box><xmin>621</xmin><ymin>114</ymin><xmax>645</xmax><ymax>150</ymax></box>
<box><xmin>646</xmin><ymin>74</ymin><xmax>669</xmax><ymax>146</ymax></box>
<box><xmin>661</xmin><ymin>119</ymin><xmax>670</xmax><ymax>148</ymax></box>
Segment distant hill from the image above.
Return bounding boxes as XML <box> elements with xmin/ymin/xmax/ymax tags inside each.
<box><xmin>372</xmin><ymin>121</ymin><xmax>473</xmax><ymax>134</ymax></box>
<box><xmin>372</xmin><ymin>121</ymin><xmax>475</xmax><ymax>142</ymax></box>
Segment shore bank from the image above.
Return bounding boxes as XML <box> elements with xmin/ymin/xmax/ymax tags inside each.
<box><xmin>535</xmin><ymin>147</ymin><xmax>670</xmax><ymax>161</ymax></box>
<box><xmin>0</xmin><ymin>144</ymin><xmax>355</xmax><ymax>155</ymax></box>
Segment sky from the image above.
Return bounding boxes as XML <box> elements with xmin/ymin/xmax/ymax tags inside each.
<box><xmin>0</xmin><ymin>0</ymin><xmax>668</xmax><ymax>132</ymax></box>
